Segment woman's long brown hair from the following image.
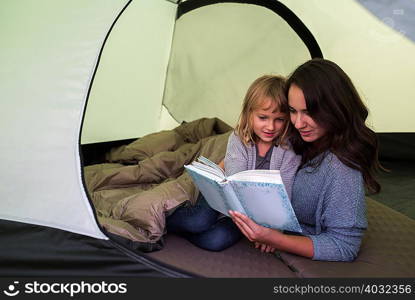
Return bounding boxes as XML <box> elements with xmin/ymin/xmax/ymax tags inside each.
<box><xmin>285</xmin><ymin>58</ymin><xmax>382</xmax><ymax>194</ymax></box>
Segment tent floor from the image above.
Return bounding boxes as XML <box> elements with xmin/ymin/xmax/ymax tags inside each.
<box><xmin>146</xmin><ymin>197</ymin><xmax>415</xmax><ymax>278</ymax></box>
<box><xmin>146</xmin><ymin>234</ymin><xmax>296</xmax><ymax>278</ymax></box>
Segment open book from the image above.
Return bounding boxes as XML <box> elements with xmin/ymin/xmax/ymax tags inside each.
<box><xmin>184</xmin><ymin>156</ymin><xmax>302</xmax><ymax>233</ymax></box>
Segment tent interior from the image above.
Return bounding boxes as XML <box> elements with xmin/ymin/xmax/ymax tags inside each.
<box><xmin>1</xmin><ymin>0</ymin><xmax>414</xmax><ymax>277</ymax></box>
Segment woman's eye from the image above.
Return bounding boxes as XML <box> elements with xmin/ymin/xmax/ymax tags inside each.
<box><xmin>288</xmin><ymin>107</ymin><xmax>296</xmax><ymax>113</ymax></box>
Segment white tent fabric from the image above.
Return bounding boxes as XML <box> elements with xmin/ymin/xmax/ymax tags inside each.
<box><xmin>0</xmin><ymin>0</ymin><xmax>133</xmax><ymax>239</ymax></box>
<box><xmin>82</xmin><ymin>0</ymin><xmax>177</xmax><ymax>144</ymax></box>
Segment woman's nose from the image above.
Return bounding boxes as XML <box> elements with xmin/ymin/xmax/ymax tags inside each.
<box><xmin>293</xmin><ymin>114</ymin><xmax>305</xmax><ymax>129</ymax></box>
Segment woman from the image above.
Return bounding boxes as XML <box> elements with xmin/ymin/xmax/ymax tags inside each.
<box><xmin>230</xmin><ymin>58</ymin><xmax>382</xmax><ymax>261</ymax></box>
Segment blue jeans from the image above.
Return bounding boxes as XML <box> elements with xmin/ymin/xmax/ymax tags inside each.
<box><xmin>166</xmin><ymin>194</ymin><xmax>242</xmax><ymax>251</ymax></box>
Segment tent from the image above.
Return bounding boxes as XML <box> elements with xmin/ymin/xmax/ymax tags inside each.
<box><xmin>1</xmin><ymin>0</ymin><xmax>414</xmax><ymax>277</ymax></box>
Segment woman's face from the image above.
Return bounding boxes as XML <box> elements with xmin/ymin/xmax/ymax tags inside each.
<box><xmin>288</xmin><ymin>84</ymin><xmax>326</xmax><ymax>143</ymax></box>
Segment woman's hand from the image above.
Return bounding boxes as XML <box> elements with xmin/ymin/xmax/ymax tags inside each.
<box><xmin>229</xmin><ymin>210</ymin><xmax>280</xmax><ymax>248</ymax></box>
<box><xmin>229</xmin><ymin>210</ymin><xmax>314</xmax><ymax>258</ymax></box>
<box><xmin>255</xmin><ymin>242</ymin><xmax>276</xmax><ymax>253</ymax></box>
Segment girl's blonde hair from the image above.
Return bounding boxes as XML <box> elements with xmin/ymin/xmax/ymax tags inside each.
<box><xmin>235</xmin><ymin>75</ymin><xmax>289</xmax><ymax>145</ymax></box>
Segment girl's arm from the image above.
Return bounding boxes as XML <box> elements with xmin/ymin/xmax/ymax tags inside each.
<box><xmin>229</xmin><ymin>210</ymin><xmax>314</xmax><ymax>258</ymax></box>
<box><xmin>224</xmin><ymin>132</ymin><xmax>250</xmax><ymax>176</ymax></box>
<box><xmin>277</xmin><ymin>148</ymin><xmax>301</xmax><ymax>200</ymax></box>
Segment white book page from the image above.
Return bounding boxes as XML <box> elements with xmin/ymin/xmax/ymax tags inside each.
<box><xmin>197</xmin><ymin>156</ymin><xmax>226</xmax><ymax>177</ymax></box>
<box><xmin>228</xmin><ymin>169</ymin><xmax>282</xmax><ymax>184</ymax></box>
<box><xmin>184</xmin><ymin>164</ymin><xmax>223</xmax><ymax>182</ymax></box>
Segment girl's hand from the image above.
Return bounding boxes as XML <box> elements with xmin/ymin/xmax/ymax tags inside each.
<box><xmin>229</xmin><ymin>210</ymin><xmax>278</xmax><ymax>245</ymax></box>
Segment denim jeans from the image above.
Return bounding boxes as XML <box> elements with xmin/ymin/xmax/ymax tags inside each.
<box><xmin>166</xmin><ymin>194</ymin><xmax>242</xmax><ymax>251</ymax></box>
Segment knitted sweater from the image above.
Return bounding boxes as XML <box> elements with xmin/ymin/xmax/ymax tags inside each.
<box><xmin>224</xmin><ymin>132</ymin><xmax>301</xmax><ymax>200</ymax></box>
<box><xmin>292</xmin><ymin>152</ymin><xmax>367</xmax><ymax>261</ymax></box>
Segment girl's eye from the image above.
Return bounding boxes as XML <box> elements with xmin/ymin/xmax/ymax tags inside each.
<box><xmin>258</xmin><ymin>116</ymin><xmax>267</xmax><ymax>120</ymax></box>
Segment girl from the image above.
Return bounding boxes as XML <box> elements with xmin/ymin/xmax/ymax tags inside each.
<box><xmin>224</xmin><ymin>75</ymin><xmax>301</xmax><ymax>201</ymax></box>
<box><xmin>167</xmin><ymin>75</ymin><xmax>301</xmax><ymax>252</ymax></box>
<box><xmin>230</xmin><ymin>58</ymin><xmax>382</xmax><ymax>261</ymax></box>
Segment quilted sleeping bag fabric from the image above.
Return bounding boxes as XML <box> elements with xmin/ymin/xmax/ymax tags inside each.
<box><xmin>84</xmin><ymin>118</ymin><xmax>232</xmax><ymax>250</ymax></box>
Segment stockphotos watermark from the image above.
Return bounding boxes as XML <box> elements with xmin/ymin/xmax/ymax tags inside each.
<box><xmin>369</xmin><ymin>7</ymin><xmax>407</xmax><ymax>43</ymax></box>
<box><xmin>2</xmin><ymin>280</ymin><xmax>127</xmax><ymax>297</ymax></box>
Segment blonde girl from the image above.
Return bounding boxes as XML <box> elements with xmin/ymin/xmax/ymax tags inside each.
<box><xmin>167</xmin><ymin>75</ymin><xmax>300</xmax><ymax>252</ymax></box>
<box><xmin>225</xmin><ymin>75</ymin><xmax>300</xmax><ymax>200</ymax></box>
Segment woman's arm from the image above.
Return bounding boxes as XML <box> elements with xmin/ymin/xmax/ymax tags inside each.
<box><xmin>292</xmin><ymin>156</ymin><xmax>367</xmax><ymax>261</ymax></box>
<box><xmin>309</xmin><ymin>168</ymin><xmax>367</xmax><ymax>261</ymax></box>
<box><xmin>229</xmin><ymin>210</ymin><xmax>314</xmax><ymax>258</ymax></box>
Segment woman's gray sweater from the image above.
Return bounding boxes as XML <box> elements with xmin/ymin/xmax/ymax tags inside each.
<box><xmin>225</xmin><ymin>132</ymin><xmax>367</xmax><ymax>261</ymax></box>
<box><xmin>292</xmin><ymin>152</ymin><xmax>367</xmax><ymax>261</ymax></box>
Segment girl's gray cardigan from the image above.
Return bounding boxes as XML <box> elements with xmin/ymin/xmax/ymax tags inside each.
<box><xmin>224</xmin><ymin>132</ymin><xmax>301</xmax><ymax>200</ymax></box>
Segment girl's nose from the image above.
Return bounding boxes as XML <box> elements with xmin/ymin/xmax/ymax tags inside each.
<box><xmin>266</xmin><ymin>120</ymin><xmax>275</xmax><ymax>130</ymax></box>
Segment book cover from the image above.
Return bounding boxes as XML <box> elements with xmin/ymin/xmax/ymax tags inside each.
<box><xmin>185</xmin><ymin>157</ymin><xmax>302</xmax><ymax>233</ymax></box>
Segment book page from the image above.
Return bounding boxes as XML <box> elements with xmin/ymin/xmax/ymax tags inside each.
<box><xmin>197</xmin><ymin>156</ymin><xmax>226</xmax><ymax>178</ymax></box>
<box><xmin>185</xmin><ymin>164</ymin><xmax>222</xmax><ymax>182</ymax></box>
<box><xmin>228</xmin><ymin>169</ymin><xmax>282</xmax><ymax>184</ymax></box>
<box><xmin>230</xmin><ymin>180</ymin><xmax>302</xmax><ymax>232</ymax></box>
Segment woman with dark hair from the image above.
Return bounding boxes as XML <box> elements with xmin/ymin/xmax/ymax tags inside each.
<box><xmin>230</xmin><ymin>58</ymin><xmax>382</xmax><ymax>261</ymax></box>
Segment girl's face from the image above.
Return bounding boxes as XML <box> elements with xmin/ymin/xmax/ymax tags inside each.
<box><xmin>251</xmin><ymin>97</ymin><xmax>286</xmax><ymax>145</ymax></box>
<box><xmin>288</xmin><ymin>84</ymin><xmax>326</xmax><ymax>143</ymax></box>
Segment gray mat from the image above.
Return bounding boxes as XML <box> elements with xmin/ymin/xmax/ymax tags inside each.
<box><xmin>279</xmin><ymin>198</ymin><xmax>415</xmax><ymax>278</ymax></box>
<box><xmin>148</xmin><ymin>198</ymin><xmax>415</xmax><ymax>278</ymax></box>
<box><xmin>147</xmin><ymin>234</ymin><xmax>296</xmax><ymax>278</ymax></box>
